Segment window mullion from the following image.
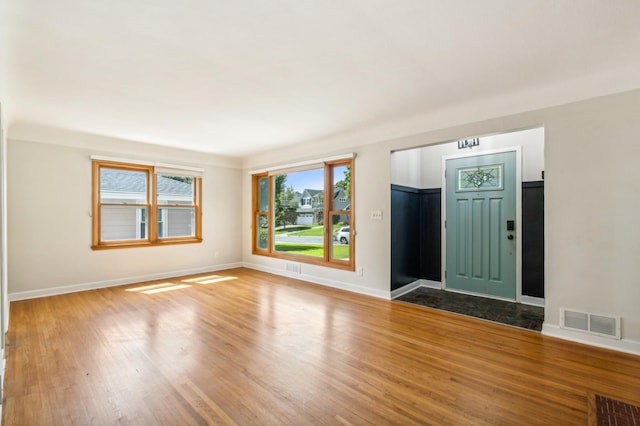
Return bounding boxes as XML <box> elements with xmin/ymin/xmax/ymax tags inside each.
<box><xmin>323</xmin><ymin>163</ymin><xmax>331</xmax><ymax>262</ymax></box>
<box><xmin>92</xmin><ymin>162</ymin><xmax>101</xmax><ymax>247</ymax></box>
<box><xmin>195</xmin><ymin>178</ymin><xmax>202</xmax><ymax>238</ymax></box>
<box><xmin>268</xmin><ymin>175</ymin><xmax>274</xmax><ymax>253</ymax></box>
<box><xmin>148</xmin><ymin>169</ymin><xmax>158</xmax><ymax>243</ymax></box>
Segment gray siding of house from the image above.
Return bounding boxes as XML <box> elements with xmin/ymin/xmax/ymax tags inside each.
<box><xmin>101</xmin><ymin>206</ymin><xmax>143</xmax><ymax>241</ymax></box>
<box><xmin>163</xmin><ymin>208</ymin><xmax>194</xmax><ymax>237</ymax></box>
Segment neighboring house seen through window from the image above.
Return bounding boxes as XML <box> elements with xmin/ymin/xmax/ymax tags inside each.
<box><xmin>252</xmin><ymin>158</ymin><xmax>354</xmax><ymax>270</ymax></box>
<box><xmin>92</xmin><ymin>160</ymin><xmax>202</xmax><ymax>249</ymax></box>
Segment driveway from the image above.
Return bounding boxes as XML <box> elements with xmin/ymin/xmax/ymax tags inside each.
<box><xmin>275</xmin><ymin>235</ymin><xmax>324</xmax><ymax>244</ymax></box>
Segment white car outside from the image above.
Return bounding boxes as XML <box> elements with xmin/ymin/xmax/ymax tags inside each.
<box><xmin>334</xmin><ymin>226</ymin><xmax>350</xmax><ymax>244</ymax></box>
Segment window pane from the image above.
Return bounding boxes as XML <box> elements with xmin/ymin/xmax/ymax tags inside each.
<box><xmin>258</xmin><ymin>177</ymin><xmax>269</xmax><ymax>212</ymax></box>
<box><xmin>100</xmin><ymin>168</ymin><xmax>147</xmax><ymax>204</ymax></box>
<box><xmin>101</xmin><ymin>206</ymin><xmax>147</xmax><ymax>241</ymax></box>
<box><xmin>257</xmin><ymin>214</ymin><xmax>268</xmax><ymax>249</ymax></box>
<box><xmin>333</xmin><ymin>165</ymin><xmax>351</xmax><ymax>210</ymax></box>
<box><xmin>157</xmin><ymin>175</ymin><xmax>194</xmax><ymax>205</ymax></box>
<box><xmin>274</xmin><ymin>168</ymin><xmax>324</xmax><ymax>257</ymax></box>
<box><xmin>158</xmin><ymin>208</ymin><xmax>164</xmax><ymax>238</ymax></box>
<box><xmin>331</xmin><ymin>214</ymin><xmax>350</xmax><ymax>260</ymax></box>
<box><xmin>159</xmin><ymin>207</ymin><xmax>195</xmax><ymax>238</ymax></box>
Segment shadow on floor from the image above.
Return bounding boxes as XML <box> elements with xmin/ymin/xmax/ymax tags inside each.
<box><xmin>395</xmin><ymin>287</ymin><xmax>544</xmax><ymax>332</ymax></box>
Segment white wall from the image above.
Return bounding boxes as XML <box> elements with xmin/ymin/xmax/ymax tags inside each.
<box><xmin>390</xmin><ymin>148</ymin><xmax>422</xmax><ymax>188</ymax></box>
<box><xmin>7</xmin><ymin>130</ymin><xmax>243</xmax><ymax>299</ymax></box>
<box><xmin>391</xmin><ymin>127</ymin><xmax>544</xmax><ymax>188</ymax></box>
<box><xmin>243</xmin><ymin>89</ymin><xmax>640</xmax><ymax>355</ymax></box>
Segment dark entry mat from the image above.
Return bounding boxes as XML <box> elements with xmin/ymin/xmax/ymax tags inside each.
<box><xmin>395</xmin><ymin>286</ymin><xmax>544</xmax><ymax>331</ymax></box>
<box><xmin>589</xmin><ymin>394</ymin><xmax>640</xmax><ymax>426</ymax></box>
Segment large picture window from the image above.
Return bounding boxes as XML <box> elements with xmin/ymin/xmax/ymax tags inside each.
<box><xmin>92</xmin><ymin>160</ymin><xmax>202</xmax><ymax>249</ymax></box>
<box><xmin>252</xmin><ymin>158</ymin><xmax>354</xmax><ymax>270</ymax></box>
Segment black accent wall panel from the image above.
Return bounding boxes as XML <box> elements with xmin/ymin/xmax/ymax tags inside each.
<box><xmin>391</xmin><ymin>185</ymin><xmax>441</xmax><ymax>290</ymax></box>
<box><xmin>419</xmin><ymin>189</ymin><xmax>441</xmax><ymax>282</ymax></box>
<box><xmin>391</xmin><ymin>185</ymin><xmax>421</xmax><ymax>290</ymax></box>
<box><xmin>522</xmin><ymin>181</ymin><xmax>545</xmax><ymax>298</ymax></box>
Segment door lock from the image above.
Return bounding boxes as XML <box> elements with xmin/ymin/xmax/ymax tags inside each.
<box><xmin>507</xmin><ymin>234</ymin><xmax>514</xmax><ymax>240</ymax></box>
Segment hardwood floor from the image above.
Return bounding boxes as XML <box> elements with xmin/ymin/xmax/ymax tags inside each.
<box><xmin>3</xmin><ymin>268</ymin><xmax>639</xmax><ymax>425</ymax></box>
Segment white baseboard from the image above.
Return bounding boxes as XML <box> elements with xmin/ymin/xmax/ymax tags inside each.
<box><xmin>8</xmin><ymin>263</ymin><xmax>243</xmax><ymax>301</ymax></box>
<box><xmin>391</xmin><ymin>280</ymin><xmax>422</xmax><ymax>299</ymax></box>
<box><xmin>391</xmin><ymin>279</ymin><xmax>443</xmax><ymax>300</ymax></box>
<box><xmin>243</xmin><ymin>262</ymin><xmax>390</xmax><ymax>300</ymax></box>
<box><xmin>420</xmin><ymin>279</ymin><xmax>442</xmax><ymax>289</ymax></box>
<box><xmin>390</xmin><ymin>280</ymin><xmax>422</xmax><ymax>299</ymax></box>
<box><xmin>542</xmin><ymin>323</ymin><xmax>640</xmax><ymax>356</ymax></box>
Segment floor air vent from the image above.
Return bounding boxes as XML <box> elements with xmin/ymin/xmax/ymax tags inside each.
<box><xmin>561</xmin><ymin>308</ymin><xmax>620</xmax><ymax>339</ymax></box>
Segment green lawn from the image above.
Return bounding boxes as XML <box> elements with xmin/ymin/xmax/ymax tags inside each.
<box><xmin>275</xmin><ymin>243</ymin><xmax>350</xmax><ymax>259</ymax></box>
<box><xmin>279</xmin><ymin>223</ymin><xmax>346</xmax><ymax>237</ymax></box>
<box><xmin>275</xmin><ymin>226</ymin><xmax>311</xmax><ymax>235</ymax></box>
<box><xmin>289</xmin><ymin>226</ymin><xmax>324</xmax><ymax>237</ymax></box>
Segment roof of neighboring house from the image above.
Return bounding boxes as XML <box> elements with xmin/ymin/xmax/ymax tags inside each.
<box><xmin>100</xmin><ymin>168</ymin><xmax>193</xmax><ymax>195</ymax></box>
<box><xmin>301</xmin><ymin>188</ymin><xmax>347</xmax><ymax>197</ymax></box>
<box><xmin>302</xmin><ymin>189</ymin><xmax>322</xmax><ymax>197</ymax></box>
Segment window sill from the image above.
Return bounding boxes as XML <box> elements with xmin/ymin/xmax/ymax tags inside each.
<box><xmin>252</xmin><ymin>250</ymin><xmax>355</xmax><ymax>272</ymax></box>
<box><xmin>92</xmin><ymin>238</ymin><xmax>203</xmax><ymax>250</ymax></box>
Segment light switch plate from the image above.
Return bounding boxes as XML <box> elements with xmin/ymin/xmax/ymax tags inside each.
<box><xmin>370</xmin><ymin>210</ymin><xmax>382</xmax><ymax>220</ymax></box>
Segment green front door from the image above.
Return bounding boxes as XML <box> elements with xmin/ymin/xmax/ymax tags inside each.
<box><xmin>445</xmin><ymin>151</ymin><xmax>516</xmax><ymax>299</ymax></box>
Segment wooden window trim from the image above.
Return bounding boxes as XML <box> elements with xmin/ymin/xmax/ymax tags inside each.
<box><xmin>251</xmin><ymin>159</ymin><xmax>354</xmax><ymax>271</ymax></box>
<box><xmin>92</xmin><ymin>160</ymin><xmax>202</xmax><ymax>250</ymax></box>
<box><xmin>251</xmin><ymin>173</ymin><xmax>271</xmax><ymax>254</ymax></box>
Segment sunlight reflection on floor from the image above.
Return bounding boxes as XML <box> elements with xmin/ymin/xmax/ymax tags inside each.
<box><xmin>125</xmin><ymin>274</ymin><xmax>238</xmax><ymax>294</ymax></box>
<box><xmin>126</xmin><ymin>282</ymin><xmax>192</xmax><ymax>294</ymax></box>
<box><xmin>181</xmin><ymin>275</ymin><xmax>238</xmax><ymax>285</ymax></box>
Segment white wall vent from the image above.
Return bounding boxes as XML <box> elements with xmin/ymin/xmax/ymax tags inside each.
<box><xmin>561</xmin><ymin>308</ymin><xmax>621</xmax><ymax>339</ymax></box>
<box><xmin>563</xmin><ymin>310</ymin><xmax>588</xmax><ymax>331</ymax></box>
<box><xmin>286</xmin><ymin>262</ymin><xmax>301</xmax><ymax>274</ymax></box>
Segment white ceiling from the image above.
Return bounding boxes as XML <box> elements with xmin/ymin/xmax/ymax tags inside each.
<box><xmin>2</xmin><ymin>0</ymin><xmax>640</xmax><ymax>157</ymax></box>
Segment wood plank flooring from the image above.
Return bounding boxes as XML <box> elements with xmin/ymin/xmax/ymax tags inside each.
<box><xmin>2</xmin><ymin>268</ymin><xmax>640</xmax><ymax>425</ymax></box>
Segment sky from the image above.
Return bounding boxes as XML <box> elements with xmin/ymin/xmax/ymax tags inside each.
<box><xmin>285</xmin><ymin>169</ymin><xmax>324</xmax><ymax>193</ymax></box>
<box><xmin>284</xmin><ymin>166</ymin><xmax>348</xmax><ymax>193</ymax></box>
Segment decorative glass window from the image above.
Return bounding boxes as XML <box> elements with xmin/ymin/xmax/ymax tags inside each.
<box><xmin>457</xmin><ymin>164</ymin><xmax>503</xmax><ymax>192</ymax></box>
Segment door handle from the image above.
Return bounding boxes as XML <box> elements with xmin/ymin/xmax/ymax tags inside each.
<box><xmin>507</xmin><ymin>234</ymin><xmax>514</xmax><ymax>240</ymax></box>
